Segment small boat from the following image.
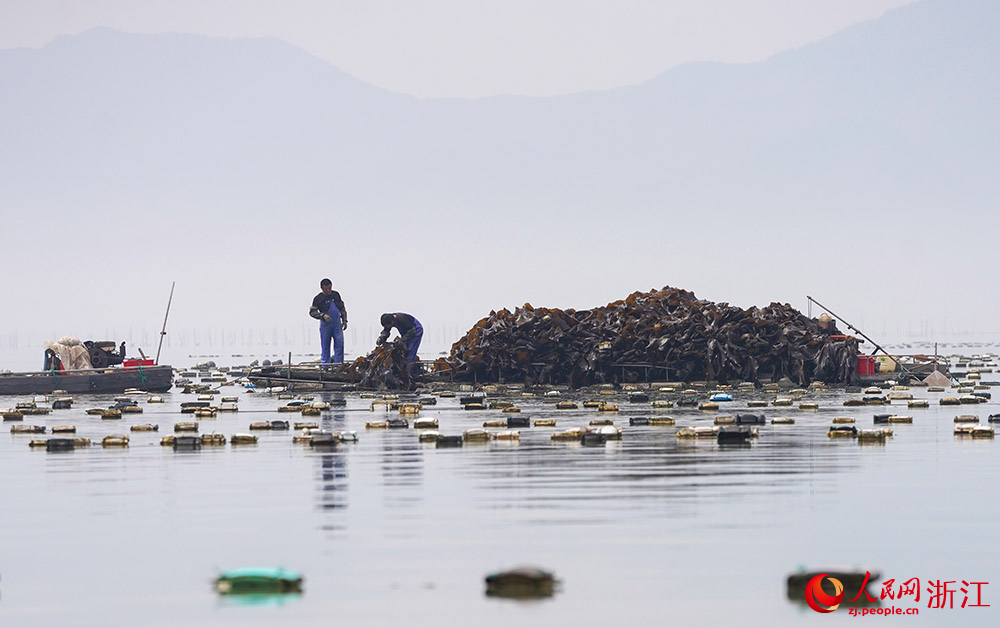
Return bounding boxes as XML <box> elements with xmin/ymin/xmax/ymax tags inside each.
<box><xmin>0</xmin><ymin>363</ymin><xmax>173</xmax><ymax>395</ymax></box>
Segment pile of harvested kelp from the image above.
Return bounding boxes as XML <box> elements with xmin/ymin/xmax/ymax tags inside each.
<box><xmin>434</xmin><ymin>286</ymin><xmax>860</xmax><ymax>386</ymax></box>
<box><xmin>345</xmin><ymin>341</ymin><xmax>417</xmax><ymax>390</ymax></box>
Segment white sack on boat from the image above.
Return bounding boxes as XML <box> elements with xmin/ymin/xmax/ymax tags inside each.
<box><xmin>43</xmin><ymin>337</ymin><xmax>93</xmax><ymax>370</ymax></box>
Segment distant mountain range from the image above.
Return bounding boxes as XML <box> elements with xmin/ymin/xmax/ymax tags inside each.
<box><xmin>2</xmin><ymin>0</ymin><xmax>996</xmax><ymax>222</ymax></box>
<box><xmin>1</xmin><ymin>0</ymin><xmax>997</xmax><ymax>346</ymax></box>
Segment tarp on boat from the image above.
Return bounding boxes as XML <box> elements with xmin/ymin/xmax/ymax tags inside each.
<box><xmin>43</xmin><ymin>337</ymin><xmax>92</xmax><ymax>370</ymax></box>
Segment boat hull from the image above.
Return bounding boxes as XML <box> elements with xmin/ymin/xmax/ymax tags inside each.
<box><xmin>0</xmin><ymin>366</ymin><xmax>173</xmax><ymax>395</ymax></box>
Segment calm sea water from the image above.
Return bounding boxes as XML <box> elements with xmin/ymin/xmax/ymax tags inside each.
<box><xmin>2</xmin><ymin>360</ymin><xmax>998</xmax><ymax>627</ymax></box>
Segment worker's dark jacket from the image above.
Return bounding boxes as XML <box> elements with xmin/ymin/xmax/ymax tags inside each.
<box><xmin>310</xmin><ymin>290</ymin><xmax>347</xmax><ymax>323</ymax></box>
<box><xmin>377</xmin><ymin>313</ymin><xmax>420</xmax><ymax>344</ymax></box>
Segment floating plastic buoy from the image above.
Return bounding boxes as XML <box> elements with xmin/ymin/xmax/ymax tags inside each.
<box><xmin>130</xmin><ymin>424</ymin><xmax>158</xmax><ymax>432</ymax></box>
<box><xmin>413</xmin><ymin>418</ymin><xmax>439</xmax><ymax>429</ymax></box>
<box><xmin>714</xmin><ymin>416</ymin><xmax>735</xmax><ymax>425</ymax></box>
<box><xmin>551</xmin><ymin>428</ymin><xmax>588</xmax><ymax>442</ymax></box>
<box><xmin>102</xmin><ymin>435</ymin><xmax>129</xmax><ymax>448</ymax></box>
<box><xmin>832</xmin><ymin>417</ymin><xmax>855</xmax><ymax>424</ymax></box>
<box><xmin>174</xmin><ymin>422</ymin><xmax>199</xmax><ymax>433</ymax></box>
<box><xmin>908</xmin><ymin>400</ymin><xmax>929</xmax><ymax>408</ymax></box>
<box><xmin>485</xmin><ymin>567</ymin><xmax>555</xmax><ymax>599</ymax></box>
<box><xmin>44</xmin><ymin>438</ymin><xmax>77</xmax><ymax>451</ymax></box>
<box><xmin>676</xmin><ymin>426</ymin><xmax>719</xmax><ymax>439</ymax></box>
<box><xmin>215</xmin><ymin>567</ymin><xmax>303</xmax><ymax>595</ymax></box>
<box><xmin>418</xmin><ymin>431</ymin><xmax>440</xmax><ymax>443</ymax></box>
<box><xmin>650</xmin><ymin>417</ymin><xmax>676</xmax><ymax>426</ymax></box>
<box><xmin>10</xmin><ymin>425</ymin><xmax>45</xmax><ymax>434</ymax></box>
<box><xmin>505</xmin><ymin>406</ymin><xmax>522</xmax><ymax>413</ymax></box>
<box><xmin>464</xmin><ymin>403</ymin><xmax>487</xmax><ymax>411</ymax></box>
<box><xmin>582</xmin><ymin>401</ymin><xmax>602</xmax><ymax>409</ymax></box>
<box><xmin>955</xmin><ymin>425</ymin><xmax>995</xmax><ymax>438</ymax></box>
<box><xmin>483</xmin><ymin>420</ymin><xmax>506</xmax><ymax>428</ymax></box>
<box><xmin>231</xmin><ymin>434</ymin><xmax>258</xmax><ymax>445</ymax></box>
<box><xmin>598</xmin><ymin>403</ymin><xmax>619</xmax><ymax>412</ymax></box>
<box><xmin>827</xmin><ymin>426</ymin><xmax>858</xmax><ymax>438</ymax></box>
<box><xmin>888</xmin><ymin>415</ymin><xmax>913</xmax><ymax>424</ymax></box>
<box><xmin>773</xmin><ymin>398</ymin><xmax>794</xmax><ymax>407</ymax></box>
<box><xmin>857</xmin><ymin>429</ymin><xmax>888</xmax><ymax>443</ymax></box>
<box><xmin>555</xmin><ymin>401</ymin><xmax>578</xmax><ymax>410</ymax></box>
<box><xmin>736</xmin><ymin>414</ymin><xmax>765</xmax><ymax>425</ymax></box>
<box><xmin>581</xmin><ymin>432</ymin><xmax>606</xmax><ymax>446</ymax></box>
<box><xmin>698</xmin><ymin>402</ymin><xmax>719</xmax><ymax>411</ymax></box>
<box><xmin>589</xmin><ymin>418</ymin><xmax>614</xmax><ymax>426</ymax></box>
<box><xmin>771</xmin><ymin>417</ymin><xmax>795</xmax><ymax>425</ymax></box>
<box><xmin>493</xmin><ymin>430</ymin><xmax>520</xmax><ymax>441</ymax></box>
<box><xmin>101</xmin><ymin>409</ymin><xmax>122</xmax><ymax>420</ymax></box>
<box><xmin>651</xmin><ymin>400</ymin><xmax>673</xmax><ymax>409</ymax></box>
<box><xmin>52</xmin><ymin>425</ymin><xmax>76</xmax><ymax>433</ymax></box>
<box><xmin>533</xmin><ymin>419</ymin><xmax>556</xmax><ymax>427</ymax></box>
<box><xmin>365</xmin><ymin>421</ymin><xmax>389</xmax><ymax>429</ymax></box>
<box><xmin>195</xmin><ymin>408</ymin><xmax>217</xmax><ymax>419</ymax></box>
<box><xmin>597</xmin><ymin>426</ymin><xmax>622</xmax><ymax>440</ymax></box>
<box><xmin>463</xmin><ymin>429</ymin><xmax>490</xmax><ymax>442</ymax></box>
<box><xmin>506</xmin><ymin>417</ymin><xmax>529</xmax><ymax>428</ymax></box>
<box><xmin>747</xmin><ymin>400</ymin><xmax>768</xmax><ymax>408</ymax></box>
<box><xmin>717</xmin><ymin>427</ymin><xmax>753</xmax><ymax>444</ymax></box>
<box><xmin>954</xmin><ymin>415</ymin><xmax>979</xmax><ymax>423</ymax></box>
<box><xmin>436</xmin><ymin>435</ymin><xmax>463</xmax><ymax>447</ymax></box>
<box><xmin>798</xmin><ymin>402</ymin><xmax>819</xmax><ymax>411</ymax></box>
<box><xmin>201</xmin><ymin>434</ymin><xmax>226</xmax><ymax>446</ymax></box>
<box><xmin>51</xmin><ymin>399</ymin><xmax>73</xmax><ymax>409</ymax></box>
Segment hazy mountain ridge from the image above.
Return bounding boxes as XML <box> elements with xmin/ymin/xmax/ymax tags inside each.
<box><xmin>1</xmin><ymin>0</ymin><xmax>998</xmax><ymax>349</ymax></box>
<box><xmin>1</xmin><ymin>0</ymin><xmax>997</xmax><ymax>224</ymax></box>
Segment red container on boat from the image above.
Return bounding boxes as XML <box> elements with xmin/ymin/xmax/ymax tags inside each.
<box><xmin>123</xmin><ymin>359</ymin><xmax>155</xmax><ymax>368</ymax></box>
<box><xmin>857</xmin><ymin>356</ymin><xmax>876</xmax><ymax>376</ymax></box>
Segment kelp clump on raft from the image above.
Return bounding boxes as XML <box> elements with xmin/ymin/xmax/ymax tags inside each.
<box><xmin>345</xmin><ymin>341</ymin><xmax>418</xmax><ymax>390</ymax></box>
<box><xmin>434</xmin><ymin>286</ymin><xmax>859</xmax><ymax>386</ymax></box>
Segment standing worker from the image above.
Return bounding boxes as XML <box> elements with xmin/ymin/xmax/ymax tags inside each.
<box><xmin>309</xmin><ymin>278</ymin><xmax>348</xmax><ymax>364</ymax></box>
<box><xmin>376</xmin><ymin>313</ymin><xmax>423</xmax><ymax>367</ymax></box>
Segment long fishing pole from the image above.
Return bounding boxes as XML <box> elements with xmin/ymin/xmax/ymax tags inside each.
<box><xmin>806</xmin><ymin>295</ymin><xmax>913</xmax><ymax>377</ymax></box>
<box><xmin>155</xmin><ymin>282</ymin><xmax>175</xmax><ymax>365</ymax></box>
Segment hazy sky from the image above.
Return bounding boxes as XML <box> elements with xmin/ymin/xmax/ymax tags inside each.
<box><xmin>1</xmin><ymin>0</ymin><xmax>916</xmax><ymax>98</ymax></box>
<box><xmin>7</xmin><ymin>0</ymin><xmax>992</xmax><ymax>373</ymax></box>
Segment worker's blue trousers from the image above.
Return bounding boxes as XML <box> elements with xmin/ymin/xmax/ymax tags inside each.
<box><xmin>319</xmin><ymin>305</ymin><xmax>344</xmax><ymax>364</ymax></box>
<box><xmin>405</xmin><ymin>321</ymin><xmax>423</xmax><ymax>363</ymax></box>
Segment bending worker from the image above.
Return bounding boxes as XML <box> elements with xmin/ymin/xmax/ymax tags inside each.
<box><xmin>377</xmin><ymin>312</ymin><xmax>423</xmax><ymax>364</ymax></box>
<box><xmin>309</xmin><ymin>278</ymin><xmax>348</xmax><ymax>364</ymax></box>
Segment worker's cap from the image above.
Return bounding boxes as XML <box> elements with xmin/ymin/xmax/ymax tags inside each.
<box><xmin>818</xmin><ymin>313</ymin><xmax>833</xmax><ymax>323</ymax></box>
<box><xmin>380</xmin><ymin>313</ymin><xmax>394</xmax><ymax>327</ymax></box>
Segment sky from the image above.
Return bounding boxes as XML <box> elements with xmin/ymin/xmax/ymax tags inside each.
<box><xmin>7</xmin><ymin>0</ymin><xmax>995</xmax><ymax>372</ymax></box>
<box><xmin>0</xmin><ymin>0</ymin><xmax>916</xmax><ymax>98</ymax></box>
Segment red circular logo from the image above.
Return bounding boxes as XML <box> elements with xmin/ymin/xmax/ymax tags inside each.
<box><xmin>805</xmin><ymin>574</ymin><xmax>844</xmax><ymax>613</ymax></box>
